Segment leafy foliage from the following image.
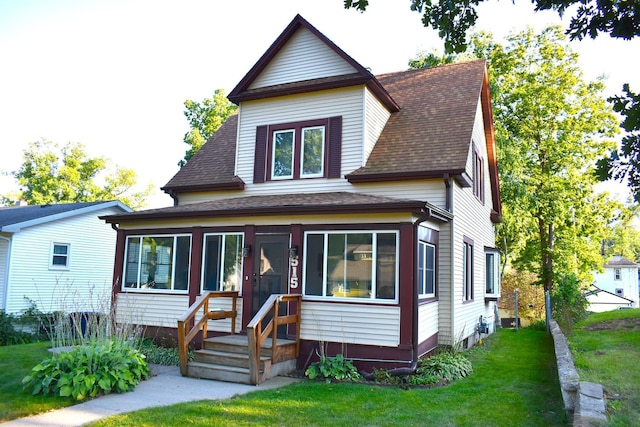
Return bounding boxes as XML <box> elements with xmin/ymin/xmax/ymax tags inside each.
<box><xmin>179</xmin><ymin>89</ymin><xmax>237</xmax><ymax>167</ymax></box>
<box><xmin>345</xmin><ymin>0</ymin><xmax>640</xmax><ymax>54</ymax></box>
<box><xmin>305</xmin><ymin>353</ymin><xmax>362</xmax><ymax>382</ymax></box>
<box><xmin>597</xmin><ymin>84</ymin><xmax>640</xmax><ymax>202</ymax></box>
<box><xmin>414</xmin><ymin>351</ymin><xmax>473</xmax><ymax>384</ymax></box>
<box><xmin>22</xmin><ymin>340</ymin><xmax>149</xmax><ymax>401</ymax></box>
<box><xmin>552</xmin><ymin>273</ymin><xmax>588</xmax><ymax>332</ymax></box>
<box><xmin>0</xmin><ymin>311</ymin><xmax>35</xmax><ymax>346</ymax></box>
<box><xmin>500</xmin><ymin>270</ymin><xmax>546</xmax><ymax>322</ymax></box>
<box><xmin>8</xmin><ymin>139</ymin><xmax>152</xmax><ymax>209</ymax></box>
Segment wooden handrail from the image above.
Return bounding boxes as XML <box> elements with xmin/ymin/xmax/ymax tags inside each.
<box><xmin>177</xmin><ymin>291</ymin><xmax>238</xmax><ymax>376</ymax></box>
<box><xmin>247</xmin><ymin>293</ymin><xmax>302</xmax><ymax>385</ymax></box>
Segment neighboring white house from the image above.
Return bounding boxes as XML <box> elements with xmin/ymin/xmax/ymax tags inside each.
<box><xmin>590</xmin><ymin>255</ymin><xmax>639</xmax><ymax>310</ymax></box>
<box><xmin>585</xmin><ymin>285</ymin><xmax>634</xmax><ymax>312</ymax></box>
<box><xmin>0</xmin><ymin>201</ymin><xmax>131</xmax><ymax>314</ymax></box>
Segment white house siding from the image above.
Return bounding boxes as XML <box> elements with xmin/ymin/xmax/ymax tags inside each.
<box><xmin>237</xmin><ymin>88</ymin><xmax>364</xmax><ymax>196</ymax></box>
<box><xmin>592</xmin><ymin>266</ymin><xmax>639</xmax><ymax>307</ymax></box>
<box><xmin>249</xmin><ymin>27</ymin><xmax>357</xmax><ymax>89</ymax></box>
<box><xmin>418</xmin><ymin>302</ymin><xmax>438</xmax><ymax>345</ymax></box>
<box><xmin>363</xmin><ymin>88</ymin><xmax>391</xmax><ymax>164</ymax></box>
<box><xmin>439</xmin><ymin>99</ymin><xmax>497</xmax><ymax>346</ymax></box>
<box><xmin>0</xmin><ymin>235</ymin><xmax>9</xmax><ymax>310</ymax></box>
<box><xmin>4</xmin><ymin>207</ymin><xmax>122</xmax><ymax>314</ymax></box>
<box><xmin>300</xmin><ymin>301</ymin><xmax>400</xmax><ymax>347</ymax></box>
<box><xmin>115</xmin><ymin>293</ymin><xmax>189</xmax><ymax>328</ymax></box>
<box><xmin>437</xmin><ymin>220</ymin><xmax>453</xmax><ymax>344</ymax></box>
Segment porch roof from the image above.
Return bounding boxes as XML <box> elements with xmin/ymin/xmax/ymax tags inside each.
<box><xmin>101</xmin><ymin>192</ymin><xmax>452</xmax><ymax>223</ymax></box>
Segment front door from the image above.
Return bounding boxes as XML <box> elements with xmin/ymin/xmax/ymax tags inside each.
<box><xmin>252</xmin><ymin>234</ymin><xmax>290</xmax><ymax>319</ymax></box>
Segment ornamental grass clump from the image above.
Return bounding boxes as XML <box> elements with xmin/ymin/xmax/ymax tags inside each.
<box><xmin>22</xmin><ymin>340</ymin><xmax>149</xmax><ymax>401</ymax></box>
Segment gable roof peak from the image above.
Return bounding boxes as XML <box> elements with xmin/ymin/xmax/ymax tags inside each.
<box><xmin>227</xmin><ymin>14</ymin><xmax>398</xmax><ymax>111</ymax></box>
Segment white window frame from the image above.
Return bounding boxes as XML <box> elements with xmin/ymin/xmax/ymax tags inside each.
<box><xmin>463</xmin><ymin>239</ymin><xmax>473</xmax><ymax>301</ymax></box>
<box><xmin>50</xmin><ymin>242</ymin><xmax>70</xmax><ymax>270</ymax></box>
<box><xmin>122</xmin><ymin>234</ymin><xmax>191</xmax><ymax>293</ymax></box>
<box><xmin>485</xmin><ymin>249</ymin><xmax>501</xmax><ymax>298</ymax></box>
<box><xmin>614</xmin><ymin>268</ymin><xmax>621</xmax><ymax>280</ymax></box>
<box><xmin>302</xmin><ymin>230</ymin><xmax>399</xmax><ymax>304</ymax></box>
<box><xmin>200</xmin><ymin>232</ymin><xmax>244</xmax><ymax>293</ymax></box>
<box><xmin>615</xmin><ymin>288</ymin><xmax>624</xmax><ymax>296</ymax></box>
<box><xmin>418</xmin><ymin>241</ymin><xmax>436</xmax><ymax>298</ymax></box>
<box><xmin>271</xmin><ymin>129</ymin><xmax>295</xmax><ymax>180</ymax></box>
<box><xmin>300</xmin><ymin>126</ymin><xmax>325</xmax><ymax>178</ymax></box>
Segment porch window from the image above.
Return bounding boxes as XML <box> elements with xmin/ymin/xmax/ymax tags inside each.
<box><xmin>303</xmin><ymin>231</ymin><xmax>398</xmax><ymax>301</ymax></box>
<box><xmin>418</xmin><ymin>241</ymin><xmax>435</xmax><ymax>298</ymax></box>
<box><xmin>485</xmin><ymin>249</ymin><xmax>500</xmax><ymax>298</ymax></box>
<box><xmin>201</xmin><ymin>233</ymin><xmax>244</xmax><ymax>292</ymax></box>
<box><xmin>50</xmin><ymin>243</ymin><xmax>70</xmax><ymax>269</ymax></box>
<box><xmin>123</xmin><ymin>235</ymin><xmax>191</xmax><ymax>292</ymax></box>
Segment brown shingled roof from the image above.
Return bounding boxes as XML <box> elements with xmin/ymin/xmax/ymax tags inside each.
<box><xmin>102</xmin><ymin>192</ymin><xmax>452</xmax><ymax>223</ymax></box>
<box><xmin>346</xmin><ymin>60</ymin><xmax>487</xmax><ymax>182</ymax></box>
<box><xmin>161</xmin><ymin>114</ymin><xmax>244</xmax><ymax>194</ymax></box>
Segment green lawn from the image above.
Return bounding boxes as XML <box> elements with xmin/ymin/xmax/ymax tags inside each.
<box><xmin>569</xmin><ymin>309</ymin><xmax>640</xmax><ymax>425</ymax></box>
<box><xmin>90</xmin><ymin>329</ymin><xmax>567</xmax><ymax>427</ymax></box>
<box><xmin>0</xmin><ymin>341</ymin><xmax>73</xmax><ymax>421</ymax></box>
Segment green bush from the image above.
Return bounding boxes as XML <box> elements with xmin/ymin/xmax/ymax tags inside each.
<box><xmin>139</xmin><ymin>342</ymin><xmax>187</xmax><ymax>366</ymax></box>
<box><xmin>305</xmin><ymin>354</ymin><xmax>362</xmax><ymax>382</ymax></box>
<box><xmin>22</xmin><ymin>340</ymin><xmax>149</xmax><ymax>400</ymax></box>
<box><xmin>552</xmin><ymin>273</ymin><xmax>588</xmax><ymax>332</ymax></box>
<box><xmin>0</xmin><ymin>310</ymin><xmax>35</xmax><ymax>346</ymax></box>
<box><xmin>414</xmin><ymin>351</ymin><xmax>473</xmax><ymax>384</ymax></box>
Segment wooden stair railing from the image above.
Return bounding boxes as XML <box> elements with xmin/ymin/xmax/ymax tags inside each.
<box><xmin>177</xmin><ymin>291</ymin><xmax>238</xmax><ymax>376</ymax></box>
<box><xmin>247</xmin><ymin>293</ymin><xmax>302</xmax><ymax>385</ymax></box>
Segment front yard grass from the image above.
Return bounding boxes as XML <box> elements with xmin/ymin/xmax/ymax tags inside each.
<box><xmin>0</xmin><ymin>341</ymin><xmax>73</xmax><ymax>421</ymax></box>
<box><xmin>90</xmin><ymin>328</ymin><xmax>567</xmax><ymax>427</ymax></box>
<box><xmin>569</xmin><ymin>308</ymin><xmax>640</xmax><ymax>425</ymax></box>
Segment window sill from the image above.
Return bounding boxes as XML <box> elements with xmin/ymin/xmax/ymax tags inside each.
<box><xmin>485</xmin><ymin>296</ymin><xmax>499</xmax><ymax>302</ymax></box>
<box><xmin>418</xmin><ymin>296</ymin><xmax>438</xmax><ymax>304</ymax></box>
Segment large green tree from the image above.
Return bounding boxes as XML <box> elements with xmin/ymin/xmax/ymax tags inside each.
<box><xmin>410</xmin><ymin>27</ymin><xmax>619</xmax><ymax>291</ymax></box>
<box><xmin>473</xmin><ymin>27</ymin><xmax>618</xmax><ymax>291</ymax></box>
<box><xmin>179</xmin><ymin>89</ymin><xmax>237</xmax><ymax>167</ymax></box>
<box><xmin>9</xmin><ymin>139</ymin><xmax>152</xmax><ymax>209</ymax></box>
<box><xmin>345</xmin><ymin>0</ymin><xmax>639</xmax><ymax>53</ymax></box>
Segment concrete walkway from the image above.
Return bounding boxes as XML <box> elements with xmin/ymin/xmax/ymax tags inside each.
<box><xmin>3</xmin><ymin>365</ymin><xmax>300</xmax><ymax>426</ymax></box>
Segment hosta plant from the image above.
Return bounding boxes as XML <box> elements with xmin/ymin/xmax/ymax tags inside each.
<box><xmin>305</xmin><ymin>353</ymin><xmax>362</xmax><ymax>382</ymax></box>
<box><xmin>22</xmin><ymin>340</ymin><xmax>149</xmax><ymax>400</ymax></box>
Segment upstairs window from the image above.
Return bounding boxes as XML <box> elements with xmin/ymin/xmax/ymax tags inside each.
<box><xmin>254</xmin><ymin>117</ymin><xmax>342</xmax><ymax>183</ymax></box>
<box><xmin>614</xmin><ymin>268</ymin><xmax>621</xmax><ymax>280</ymax></box>
<box><xmin>50</xmin><ymin>243</ymin><xmax>70</xmax><ymax>269</ymax></box>
<box><xmin>473</xmin><ymin>144</ymin><xmax>484</xmax><ymax>203</ymax></box>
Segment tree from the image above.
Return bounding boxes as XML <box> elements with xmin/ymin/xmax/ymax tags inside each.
<box><xmin>9</xmin><ymin>139</ymin><xmax>152</xmax><ymax>209</ymax></box>
<box><xmin>416</xmin><ymin>27</ymin><xmax>617</xmax><ymax>293</ymax></box>
<box><xmin>179</xmin><ymin>89</ymin><xmax>237</xmax><ymax>167</ymax></box>
<box><xmin>345</xmin><ymin>0</ymin><xmax>640</xmax><ymax>53</ymax></box>
<box><xmin>597</xmin><ymin>84</ymin><xmax>640</xmax><ymax>202</ymax></box>
<box><xmin>603</xmin><ymin>201</ymin><xmax>640</xmax><ymax>260</ymax></box>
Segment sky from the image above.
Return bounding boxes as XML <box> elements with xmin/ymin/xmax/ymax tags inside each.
<box><xmin>1</xmin><ymin>0</ymin><xmax>639</xmax><ymax>208</ymax></box>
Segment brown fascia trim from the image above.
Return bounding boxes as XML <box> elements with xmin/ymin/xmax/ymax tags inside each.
<box><xmin>161</xmin><ymin>180</ymin><xmax>245</xmax><ymax>194</ymax></box>
<box><xmin>480</xmin><ymin>69</ymin><xmax>502</xmax><ymax>218</ymax></box>
<box><xmin>454</xmin><ymin>172</ymin><xmax>473</xmax><ymax>188</ymax></box>
<box><xmin>101</xmin><ymin>200</ymin><xmax>428</xmax><ymax>224</ymax></box>
<box><xmin>346</xmin><ymin>169</ymin><xmax>466</xmax><ymax>184</ymax></box>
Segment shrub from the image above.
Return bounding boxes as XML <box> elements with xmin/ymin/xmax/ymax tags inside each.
<box><xmin>22</xmin><ymin>340</ymin><xmax>149</xmax><ymax>400</ymax></box>
<box><xmin>552</xmin><ymin>273</ymin><xmax>588</xmax><ymax>332</ymax></box>
<box><xmin>414</xmin><ymin>351</ymin><xmax>473</xmax><ymax>384</ymax></box>
<box><xmin>139</xmin><ymin>342</ymin><xmax>186</xmax><ymax>366</ymax></box>
<box><xmin>305</xmin><ymin>354</ymin><xmax>362</xmax><ymax>382</ymax></box>
<box><xmin>0</xmin><ymin>310</ymin><xmax>35</xmax><ymax>346</ymax></box>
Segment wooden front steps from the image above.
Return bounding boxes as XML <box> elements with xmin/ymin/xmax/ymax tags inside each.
<box><xmin>187</xmin><ymin>334</ymin><xmax>298</xmax><ymax>384</ymax></box>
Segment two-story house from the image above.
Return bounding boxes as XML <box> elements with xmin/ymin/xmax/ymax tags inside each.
<box><xmin>102</xmin><ymin>15</ymin><xmax>502</xmax><ymax>383</ymax></box>
<box><xmin>587</xmin><ymin>255</ymin><xmax>638</xmax><ymax>311</ymax></box>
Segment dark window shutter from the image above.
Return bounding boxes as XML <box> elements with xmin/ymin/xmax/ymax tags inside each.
<box><xmin>254</xmin><ymin>125</ymin><xmax>268</xmax><ymax>183</ymax></box>
<box><xmin>327</xmin><ymin>116</ymin><xmax>342</xmax><ymax>178</ymax></box>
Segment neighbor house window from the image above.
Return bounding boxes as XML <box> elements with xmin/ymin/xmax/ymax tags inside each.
<box><xmin>614</xmin><ymin>268</ymin><xmax>621</xmax><ymax>280</ymax></box>
<box><xmin>418</xmin><ymin>241</ymin><xmax>436</xmax><ymax>298</ymax></box>
<box><xmin>485</xmin><ymin>249</ymin><xmax>500</xmax><ymax>298</ymax></box>
<box><xmin>615</xmin><ymin>288</ymin><xmax>624</xmax><ymax>296</ymax></box>
<box><xmin>253</xmin><ymin>117</ymin><xmax>342</xmax><ymax>183</ymax></box>
<box><xmin>123</xmin><ymin>235</ymin><xmax>191</xmax><ymax>292</ymax></box>
<box><xmin>463</xmin><ymin>237</ymin><xmax>473</xmax><ymax>301</ymax></box>
<box><xmin>50</xmin><ymin>243</ymin><xmax>70</xmax><ymax>269</ymax></box>
<box><xmin>303</xmin><ymin>231</ymin><xmax>398</xmax><ymax>301</ymax></box>
<box><xmin>473</xmin><ymin>145</ymin><xmax>484</xmax><ymax>203</ymax></box>
<box><xmin>201</xmin><ymin>233</ymin><xmax>244</xmax><ymax>292</ymax></box>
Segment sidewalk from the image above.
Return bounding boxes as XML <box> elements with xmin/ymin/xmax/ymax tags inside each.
<box><xmin>3</xmin><ymin>365</ymin><xmax>300</xmax><ymax>427</ymax></box>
